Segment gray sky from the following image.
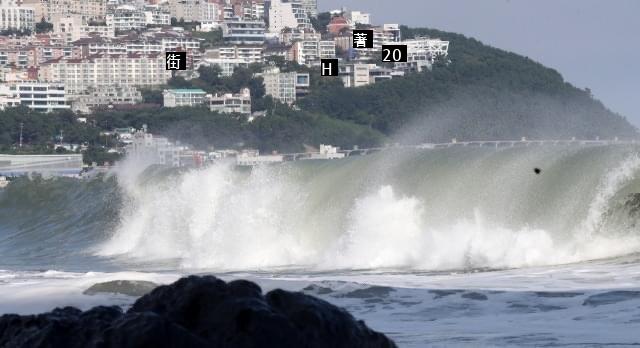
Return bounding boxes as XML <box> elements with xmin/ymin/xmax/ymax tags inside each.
<box><xmin>319</xmin><ymin>0</ymin><xmax>640</xmax><ymax>126</ymax></box>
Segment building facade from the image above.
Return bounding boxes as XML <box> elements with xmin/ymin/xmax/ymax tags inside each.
<box><xmin>41</xmin><ymin>53</ymin><xmax>170</xmax><ymax>94</ymax></box>
<box><xmin>267</xmin><ymin>0</ymin><xmax>311</xmax><ymax>34</ymax></box>
<box><xmin>260</xmin><ymin>67</ymin><xmax>309</xmax><ymax>104</ymax></box>
<box><xmin>208</xmin><ymin>87</ymin><xmax>251</xmax><ymax>115</ymax></box>
<box><xmin>6</xmin><ymin>81</ymin><xmax>70</xmax><ymax>112</ymax></box>
<box><xmin>163</xmin><ymin>88</ymin><xmax>207</xmax><ymax>108</ymax></box>
<box><xmin>0</xmin><ymin>1</ymin><xmax>35</xmax><ymax>32</ymax></box>
<box><xmin>222</xmin><ymin>18</ymin><xmax>265</xmax><ymax>45</ymax></box>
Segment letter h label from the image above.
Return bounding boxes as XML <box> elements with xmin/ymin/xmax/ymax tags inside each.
<box><xmin>321</xmin><ymin>59</ymin><xmax>338</xmax><ymax>76</ymax></box>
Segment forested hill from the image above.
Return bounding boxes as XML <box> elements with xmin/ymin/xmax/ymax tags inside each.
<box><xmin>300</xmin><ymin>26</ymin><xmax>638</xmax><ymax>143</ymax></box>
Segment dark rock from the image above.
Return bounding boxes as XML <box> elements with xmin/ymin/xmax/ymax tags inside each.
<box><xmin>83</xmin><ymin>280</ymin><xmax>158</xmax><ymax>297</ymax></box>
<box><xmin>0</xmin><ymin>275</ymin><xmax>396</xmax><ymax>348</ymax></box>
<box><xmin>341</xmin><ymin>286</ymin><xmax>395</xmax><ymax>299</ymax></box>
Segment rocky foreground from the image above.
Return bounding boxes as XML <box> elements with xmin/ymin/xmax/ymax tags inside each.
<box><xmin>0</xmin><ymin>276</ymin><xmax>396</xmax><ymax>348</ymax></box>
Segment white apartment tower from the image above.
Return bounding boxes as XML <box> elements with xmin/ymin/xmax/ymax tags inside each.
<box><xmin>0</xmin><ymin>0</ymin><xmax>35</xmax><ymax>32</ymax></box>
<box><xmin>298</xmin><ymin>0</ymin><xmax>316</xmax><ymax>17</ymax></box>
<box><xmin>267</xmin><ymin>0</ymin><xmax>311</xmax><ymax>34</ymax></box>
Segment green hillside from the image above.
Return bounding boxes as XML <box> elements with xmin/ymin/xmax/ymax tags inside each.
<box><xmin>299</xmin><ymin>26</ymin><xmax>637</xmax><ymax>143</ymax></box>
<box><xmin>0</xmin><ymin>25</ymin><xmax>636</xmax><ymax>159</ymax></box>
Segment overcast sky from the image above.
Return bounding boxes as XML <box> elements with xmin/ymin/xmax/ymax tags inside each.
<box><xmin>318</xmin><ymin>0</ymin><xmax>640</xmax><ymax>126</ymax></box>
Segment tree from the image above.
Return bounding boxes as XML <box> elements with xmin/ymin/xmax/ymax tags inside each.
<box><xmin>35</xmin><ymin>18</ymin><xmax>53</xmax><ymax>34</ymax></box>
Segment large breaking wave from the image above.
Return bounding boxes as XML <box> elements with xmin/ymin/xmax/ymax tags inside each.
<box><xmin>2</xmin><ymin>145</ymin><xmax>640</xmax><ymax>272</ymax></box>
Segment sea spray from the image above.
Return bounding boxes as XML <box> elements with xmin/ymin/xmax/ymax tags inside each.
<box><xmin>4</xmin><ymin>145</ymin><xmax>633</xmax><ymax>272</ymax></box>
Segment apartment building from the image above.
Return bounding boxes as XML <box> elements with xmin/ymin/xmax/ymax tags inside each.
<box><xmin>0</xmin><ymin>1</ymin><xmax>35</xmax><ymax>32</ymax></box>
<box><xmin>106</xmin><ymin>5</ymin><xmax>146</xmax><ymax>32</ymax></box>
<box><xmin>278</xmin><ymin>27</ymin><xmax>318</xmax><ymax>45</ymax></box>
<box><xmin>41</xmin><ymin>53</ymin><xmax>170</xmax><ymax>95</ymax></box>
<box><xmin>298</xmin><ymin>0</ymin><xmax>316</xmax><ymax>18</ymax></box>
<box><xmin>339</xmin><ymin>63</ymin><xmax>404</xmax><ymax>88</ymax></box>
<box><xmin>393</xmin><ymin>37</ymin><xmax>450</xmax><ymax>72</ymax></box>
<box><xmin>6</xmin><ymin>81</ymin><xmax>70</xmax><ymax>112</ymax></box>
<box><xmin>199</xmin><ymin>57</ymin><xmax>249</xmax><ymax>76</ymax></box>
<box><xmin>144</xmin><ymin>5</ymin><xmax>171</xmax><ymax>26</ymax></box>
<box><xmin>43</xmin><ymin>0</ymin><xmax>106</xmax><ymax>23</ymax></box>
<box><xmin>259</xmin><ymin>66</ymin><xmax>309</xmax><ymax>104</ymax></box>
<box><xmin>166</xmin><ymin>0</ymin><xmax>218</xmax><ymax>23</ymax></box>
<box><xmin>54</xmin><ymin>14</ymin><xmax>114</xmax><ymax>43</ymax></box>
<box><xmin>222</xmin><ymin>18</ymin><xmax>265</xmax><ymax>45</ymax></box>
<box><xmin>205</xmin><ymin>45</ymin><xmax>263</xmax><ymax>64</ymax></box>
<box><xmin>70</xmin><ymin>85</ymin><xmax>142</xmax><ymax>113</ymax></box>
<box><xmin>267</xmin><ymin>0</ymin><xmax>311</xmax><ymax>34</ymax></box>
<box><xmin>291</xmin><ymin>39</ymin><xmax>335</xmax><ymax>66</ymax></box>
<box><xmin>208</xmin><ymin>87</ymin><xmax>251</xmax><ymax>115</ymax></box>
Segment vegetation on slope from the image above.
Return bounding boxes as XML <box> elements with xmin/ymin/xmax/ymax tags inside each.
<box><xmin>0</xmin><ymin>23</ymin><xmax>635</xmax><ymax>162</ymax></box>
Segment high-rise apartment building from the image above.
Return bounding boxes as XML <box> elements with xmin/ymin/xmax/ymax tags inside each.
<box><xmin>267</xmin><ymin>0</ymin><xmax>311</xmax><ymax>34</ymax></box>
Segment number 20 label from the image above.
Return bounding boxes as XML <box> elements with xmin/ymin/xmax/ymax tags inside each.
<box><xmin>382</xmin><ymin>45</ymin><xmax>408</xmax><ymax>62</ymax></box>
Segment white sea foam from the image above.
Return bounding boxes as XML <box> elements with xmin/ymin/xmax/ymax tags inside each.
<box><xmin>97</xmin><ymin>147</ymin><xmax>640</xmax><ymax>271</ymax></box>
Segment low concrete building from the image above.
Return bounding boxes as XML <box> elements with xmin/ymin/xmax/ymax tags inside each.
<box><xmin>7</xmin><ymin>81</ymin><xmax>70</xmax><ymax>112</ymax></box>
<box><xmin>208</xmin><ymin>88</ymin><xmax>251</xmax><ymax>115</ymax></box>
<box><xmin>0</xmin><ymin>154</ymin><xmax>83</xmax><ymax>177</ymax></box>
<box><xmin>163</xmin><ymin>88</ymin><xmax>208</xmax><ymax>108</ymax></box>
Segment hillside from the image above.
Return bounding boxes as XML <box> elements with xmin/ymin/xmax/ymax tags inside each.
<box><xmin>0</xmin><ymin>25</ymin><xmax>636</xmax><ymax>160</ymax></box>
<box><xmin>299</xmin><ymin>26</ymin><xmax>638</xmax><ymax>143</ymax></box>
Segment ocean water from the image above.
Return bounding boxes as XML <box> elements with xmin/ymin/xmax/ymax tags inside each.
<box><xmin>2</xmin><ymin>145</ymin><xmax>640</xmax><ymax>347</ymax></box>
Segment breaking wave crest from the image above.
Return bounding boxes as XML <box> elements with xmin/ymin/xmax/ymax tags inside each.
<box><xmin>95</xmin><ymin>145</ymin><xmax>640</xmax><ymax>271</ymax></box>
<box><xmin>2</xmin><ymin>145</ymin><xmax>640</xmax><ymax>271</ymax></box>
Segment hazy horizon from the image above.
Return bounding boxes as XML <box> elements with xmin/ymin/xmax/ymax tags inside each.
<box><xmin>319</xmin><ymin>0</ymin><xmax>640</xmax><ymax>128</ymax></box>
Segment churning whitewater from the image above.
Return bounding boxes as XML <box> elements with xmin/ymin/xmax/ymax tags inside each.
<box><xmin>4</xmin><ymin>145</ymin><xmax>640</xmax><ymax>347</ymax></box>
<box><xmin>87</xmin><ymin>145</ymin><xmax>640</xmax><ymax>272</ymax></box>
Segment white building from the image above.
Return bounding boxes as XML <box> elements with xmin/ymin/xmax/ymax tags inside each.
<box><xmin>292</xmin><ymin>39</ymin><xmax>335</xmax><ymax>66</ymax></box>
<box><xmin>236</xmin><ymin>150</ymin><xmax>284</xmax><ymax>166</ymax></box>
<box><xmin>298</xmin><ymin>0</ymin><xmax>317</xmax><ymax>18</ymax></box>
<box><xmin>260</xmin><ymin>67</ymin><xmax>310</xmax><ymax>104</ymax></box>
<box><xmin>70</xmin><ymin>86</ymin><xmax>142</xmax><ymax>113</ymax></box>
<box><xmin>42</xmin><ymin>54</ymin><xmax>171</xmax><ymax>95</ymax></box>
<box><xmin>163</xmin><ymin>88</ymin><xmax>208</xmax><ymax>108</ymax></box>
<box><xmin>268</xmin><ymin>0</ymin><xmax>311</xmax><ymax>34</ymax></box>
<box><xmin>129</xmin><ymin>129</ymin><xmax>182</xmax><ymax>168</ymax></box>
<box><xmin>6</xmin><ymin>81</ymin><xmax>70</xmax><ymax>112</ymax></box>
<box><xmin>305</xmin><ymin>144</ymin><xmax>345</xmax><ymax>160</ymax></box>
<box><xmin>208</xmin><ymin>88</ymin><xmax>251</xmax><ymax>115</ymax></box>
<box><xmin>278</xmin><ymin>27</ymin><xmax>318</xmax><ymax>45</ymax></box>
<box><xmin>206</xmin><ymin>46</ymin><xmax>263</xmax><ymax>64</ymax></box>
<box><xmin>222</xmin><ymin>18</ymin><xmax>266</xmax><ymax>45</ymax></box>
<box><xmin>347</xmin><ymin>10</ymin><xmax>370</xmax><ymax>27</ymax></box>
<box><xmin>106</xmin><ymin>5</ymin><xmax>146</xmax><ymax>32</ymax></box>
<box><xmin>0</xmin><ymin>84</ymin><xmax>20</xmax><ymax>110</ymax></box>
<box><xmin>393</xmin><ymin>37</ymin><xmax>450</xmax><ymax>72</ymax></box>
<box><xmin>54</xmin><ymin>15</ymin><xmax>115</xmax><ymax>43</ymax></box>
<box><xmin>41</xmin><ymin>0</ymin><xmax>106</xmax><ymax>24</ymax></box>
<box><xmin>200</xmin><ymin>58</ymin><xmax>249</xmax><ymax>77</ymax></box>
<box><xmin>0</xmin><ymin>1</ymin><xmax>35</xmax><ymax>32</ymax></box>
<box><xmin>339</xmin><ymin>63</ymin><xmax>405</xmax><ymax>88</ymax></box>
<box><xmin>339</xmin><ymin>63</ymin><xmax>374</xmax><ymax>88</ymax></box>
<box><xmin>167</xmin><ymin>0</ymin><xmax>218</xmax><ymax>23</ymax></box>
<box><xmin>144</xmin><ymin>5</ymin><xmax>171</xmax><ymax>26</ymax></box>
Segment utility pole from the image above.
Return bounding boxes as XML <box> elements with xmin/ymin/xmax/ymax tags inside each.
<box><xmin>19</xmin><ymin>122</ymin><xmax>23</xmax><ymax>148</ymax></box>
